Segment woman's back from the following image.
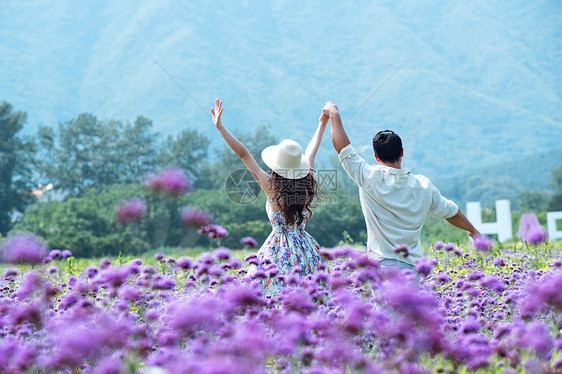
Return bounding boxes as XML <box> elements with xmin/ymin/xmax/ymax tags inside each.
<box><xmin>257</xmin><ymin>200</ymin><xmax>322</xmax><ymax>295</ymax></box>
<box><xmin>266</xmin><ymin>200</ymin><xmax>308</xmax><ymax>232</ymax></box>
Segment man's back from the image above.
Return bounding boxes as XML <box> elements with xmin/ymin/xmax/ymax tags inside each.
<box><xmin>338</xmin><ymin>144</ymin><xmax>458</xmax><ymax>265</ymax></box>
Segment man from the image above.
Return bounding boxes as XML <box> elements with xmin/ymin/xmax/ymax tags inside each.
<box><xmin>323</xmin><ymin>101</ymin><xmax>479</xmax><ymax>277</ymax></box>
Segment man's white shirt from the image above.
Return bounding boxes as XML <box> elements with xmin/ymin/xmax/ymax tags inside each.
<box><xmin>338</xmin><ymin>144</ymin><xmax>458</xmax><ymax>265</ymax></box>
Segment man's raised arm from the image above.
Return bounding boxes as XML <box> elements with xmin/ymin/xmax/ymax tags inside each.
<box><xmin>323</xmin><ymin>101</ymin><xmax>350</xmax><ymax>154</ymax></box>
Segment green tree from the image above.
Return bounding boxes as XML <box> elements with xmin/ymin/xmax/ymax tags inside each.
<box><xmin>548</xmin><ymin>163</ymin><xmax>562</xmax><ymax>211</ymax></box>
<box><xmin>37</xmin><ymin>114</ymin><xmax>159</xmax><ymax>196</ymax></box>
<box><xmin>464</xmin><ymin>175</ymin><xmax>520</xmax><ymax>208</ymax></box>
<box><xmin>517</xmin><ymin>190</ymin><xmax>550</xmax><ymax>212</ymax></box>
<box><xmin>0</xmin><ymin>102</ymin><xmax>37</xmax><ymax>235</ymax></box>
<box><xmin>551</xmin><ymin>164</ymin><xmax>562</xmax><ymax>192</ymax></box>
<box><xmin>158</xmin><ymin>128</ymin><xmax>211</xmax><ymax>186</ymax></box>
<box><xmin>201</xmin><ymin>125</ymin><xmax>278</xmax><ymax>189</ymax></box>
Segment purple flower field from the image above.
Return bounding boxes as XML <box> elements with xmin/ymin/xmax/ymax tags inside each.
<box><xmin>0</xmin><ymin>240</ymin><xmax>561</xmax><ymax>373</ymax></box>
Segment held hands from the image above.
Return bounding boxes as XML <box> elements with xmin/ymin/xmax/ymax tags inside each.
<box><xmin>322</xmin><ymin>101</ymin><xmax>339</xmax><ymax>117</ymax></box>
<box><xmin>211</xmin><ymin>98</ymin><xmax>224</xmax><ymax>128</ymax></box>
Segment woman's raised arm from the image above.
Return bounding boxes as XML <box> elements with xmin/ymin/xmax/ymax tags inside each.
<box><xmin>212</xmin><ymin>99</ymin><xmax>271</xmax><ymax>193</ymax></box>
<box><xmin>304</xmin><ymin>112</ymin><xmax>329</xmax><ymax>170</ymax></box>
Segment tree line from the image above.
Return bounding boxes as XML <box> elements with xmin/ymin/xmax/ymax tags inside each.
<box><xmin>2</xmin><ymin>100</ymin><xmax>561</xmax><ymax>257</ymax></box>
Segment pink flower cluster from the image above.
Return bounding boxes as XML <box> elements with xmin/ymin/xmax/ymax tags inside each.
<box><xmin>240</xmin><ymin>236</ymin><xmax>258</xmax><ymax>248</ymax></box>
<box><xmin>145</xmin><ymin>167</ymin><xmax>191</xmax><ymax>195</ymax></box>
<box><xmin>472</xmin><ymin>234</ymin><xmax>493</xmax><ymax>251</ymax></box>
<box><xmin>114</xmin><ymin>197</ymin><xmax>148</xmax><ymax>224</ymax></box>
<box><xmin>198</xmin><ymin>224</ymin><xmax>228</xmax><ymax>239</ymax></box>
<box><xmin>179</xmin><ymin>206</ymin><xmax>212</xmax><ymax>228</ymax></box>
<box><xmin>0</xmin><ymin>232</ymin><xmax>47</xmax><ymax>264</ymax></box>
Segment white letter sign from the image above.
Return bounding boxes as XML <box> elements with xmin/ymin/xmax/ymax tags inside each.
<box><xmin>467</xmin><ymin>199</ymin><xmax>513</xmax><ymax>242</ymax></box>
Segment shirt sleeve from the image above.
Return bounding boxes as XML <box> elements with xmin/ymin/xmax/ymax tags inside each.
<box><xmin>337</xmin><ymin>144</ymin><xmax>371</xmax><ymax>189</ymax></box>
<box><xmin>428</xmin><ymin>183</ymin><xmax>459</xmax><ymax>219</ymax></box>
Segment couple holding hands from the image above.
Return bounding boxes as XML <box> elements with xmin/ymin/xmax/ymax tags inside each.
<box><xmin>211</xmin><ymin>99</ymin><xmax>478</xmax><ymax>292</ymax></box>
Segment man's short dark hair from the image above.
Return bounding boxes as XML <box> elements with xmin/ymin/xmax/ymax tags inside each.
<box><xmin>372</xmin><ymin>130</ymin><xmax>402</xmax><ymax>163</ymax></box>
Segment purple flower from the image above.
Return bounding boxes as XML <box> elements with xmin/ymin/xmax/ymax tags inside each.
<box><xmin>215</xmin><ymin>247</ymin><xmax>231</xmax><ymax>260</ymax></box>
<box><xmin>145</xmin><ymin>166</ymin><xmax>191</xmax><ymax>195</ymax></box>
<box><xmin>86</xmin><ymin>266</ymin><xmax>99</xmax><ymax>279</ymax></box>
<box><xmin>99</xmin><ymin>258</ymin><xmax>111</xmax><ymax>269</ymax></box>
<box><xmin>179</xmin><ymin>206</ymin><xmax>212</xmax><ymax>227</ymax></box>
<box><xmin>60</xmin><ymin>292</ymin><xmax>79</xmax><ymax>309</ymax></box>
<box><xmin>493</xmin><ymin>257</ymin><xmax>506</xmax><ymax>267</ymax></box>
<box><xmin>282</xmin><ymin>289</ymin><xmax>315</xmax><ymax>314</ymax></box>
<box><xmin>48</xmin><ymin>249</ymin><xmax>61</xmax><ymax>259</ymax></box>
<box><xmin>480</xmin><ymin>276</ymin><xmax>505</xmax><ymax>293</ymax></box>
<box><xmin>150</xmin><ymin>275</ymin><xmax>176</xmax><ymax>290</ymax></box>
<box><xmin>94</xmin><ymin>356</ymin><xmax>122</xmax><ymax>374</ymax></box>
<box><xmin>467</xmin><ymin>270</ymin><xmax>485</xmax><ymax>281</ymax></box>
<box><xmin>166</xmin><ymin>298</ymin><xmax>221</xmax><ymax>336</ymax></box>
<box><xmin>525</xmin><ymin>227</ymin><xmax>547</xmax><ymax>244</ymax></box>
<box><xmin>114</xmin><ymin>197</ymin><xmax>147</xmax><ymax>224</ymax></box>
<box><xmin>15</xmin><ymin>271</ymin><xmax>41</xmax><ymax>299</ymax></box>
<box><xmin>435</xmin><ymin>272</ymin><xmax>451</xmax><ymax>284</ymax></box>
<box><xmin>517</xmin><ymin>321</ymin><xmax>554</xmax><ymax>360</ymax></box>
<box><xmin>433</xmin><ymin>241</ymin><xmax>444</xmax><ymax>250</ymax></box>
<box><xmin>443</xmin><ymin>242</ymin><xmax>455</xmax><ymax>252</ymax></box>
<box><xmin>460</xmin><ymin>317</ymin><xmax>481</xmax><ymax>334</ymax></box>
<box><xmin>4</xmin><ymin>267</ymin><xmax>20</xmax><ymax>277</ymax></box>
<box><xmin>119</xmin><ymin>285</ymin><xmax>142</xmax><ymax>302</ymax></box>
<box><xmin>240</xmin><ymin>236</ymin><xmax>258</xmax><ymax>248</ymax></box>
<box><xmin>518</xmin><ymin>273</ymin><xmax>562</xmax><ymax>317</ymax></box>
<box><xmin>145</xmin><ymin>308</ymin><xmax>160</xmax><ymax>321</ymax></box>
<box><xmin>176</xmin><ymin>256</ymin><xmax>192</xmax><ymax>270</ymax></box>
<box><xmin>198</xmin><ymin>224</ymin><xmax>229</xmax><ymax>239</ymax></box>
<box><xmin>225</xmin><ymin>286</ymin><xmax>266</xmax><ymax>309</ymax></box>
<box><xmin>472</xmin><ymin>234</ymin><xmax>493</xmax><ymax>251</ymax></box>
<box><xmin>47</xmin><ymin>314</ymin><xmax>128</xmax><ymax>369</ymax></box>
<box><xmin>98</xmin><ymin>267</ymin><xmax>131</xmax><ymax>288</ymax></box>
<box><xmin>61</xmin><ymin>249</ymin><xmax>73</xmax><ymax>258</ymax></box>
<box><xmin>0</xmin><ymin>232</ymin><xmax>47</xmax><ymax>264</ymax></box>
<box><xmin>393</xmin><ymin>244</ymin><xmax>409</xmax><ymax>258</ymax></box>
<box><xmin>415</xmin><ymin>257</ymin><xmax>436</xmax><ymax>277</ymax></box>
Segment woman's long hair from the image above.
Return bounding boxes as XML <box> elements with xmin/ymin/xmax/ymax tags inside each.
<box><xmin>270</xmin><ymin>171</ymin><xmax>317</xmax><ymax>226</ymax></box>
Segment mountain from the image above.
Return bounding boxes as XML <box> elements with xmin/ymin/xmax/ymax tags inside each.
<box><xmin>1</xmin><ymin>0</ymin><xmax>561</xmax><ymax>183</ymax></box>
<box><xmin>434</xmin><ymin>148</ymin><xmax>562</xmax><ymax>208</ymax></box>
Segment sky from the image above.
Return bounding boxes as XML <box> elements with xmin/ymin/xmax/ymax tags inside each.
<box><xmin>1</xmin><ymin>0</ymin><xmax>561</xmax><ymax>180</ymax></box>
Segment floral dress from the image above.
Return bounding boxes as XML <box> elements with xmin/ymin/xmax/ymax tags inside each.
<box><xmin>255</xmin><ymin>201</ymin><xmax>323</xmax><ymax>295</ymax></box>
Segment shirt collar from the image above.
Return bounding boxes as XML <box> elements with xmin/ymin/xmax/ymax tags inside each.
<box><xmin>378</xmin><ymin>165</ymin><xmax>411</xmax><ymax>175</ymax></box>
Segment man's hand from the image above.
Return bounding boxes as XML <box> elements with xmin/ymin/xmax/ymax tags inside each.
<box><xmin>468</xmin><ymin>229</ymin><xmax>480</xmax><ymax>239</ymax></box>
<box><xmin>322</xmin><ymin>101</ymin><xmax>339</xmax><ymax>117</ymax></box>
<box><xmin>326</xmin><ymin>100</ymin><xmax>350</xmax><ymax>153</ymax></box>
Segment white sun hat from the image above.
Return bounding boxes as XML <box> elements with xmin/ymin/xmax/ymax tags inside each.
<box><xmin>261</xmin><ymin>139</ymin><xmax>311</xmax><ymax>179</ymax></box>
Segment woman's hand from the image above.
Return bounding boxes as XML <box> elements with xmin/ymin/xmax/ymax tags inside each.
<box><xmin>322</xmin><ymin>101</ymin><xmax>338</xmax><ymax>117</ymax></box>
<box><xmin>211</xmin><ymin>98</ymin><xmax>224</xmax><ymax>128</ymax></box>
<box><xmin>319</xmin><ymin>112</ymin><xmax>329</xmax><ymax>127</ymax></box>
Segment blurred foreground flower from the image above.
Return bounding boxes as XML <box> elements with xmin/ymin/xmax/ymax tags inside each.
<box><xmin>472</xmin><ymin>234</ymin><xmax>493</xmax><ymax>251</ymax></box>
<box><xmin>0</xmin><ymin>232</ymin><xmax>47</xmax><ymax>264</ymax></box>
<box><xmin>415</xmin><ymin>257</ymin><xmax>436</xmax><ymax>276</ymax></box>
<box><xmin>198</xmin><ymin>224</ymin><xmax>228</xmax><ymax>239</ymax></box>
<box><xmin>524</xmin><ymin>227</ymin><xmax>547</xmax><ymax>244</ymax></box>
<box><xmin>179</xmin><ymin>206</ymin><xmax>212</xmax><ymax>227</ymax></box>
<box><xmin>145</xmin><ymin>166</ymin><xmax>191</xmax><ymax>195</ymax></box>
<box><xmin>240</xmin><ymin>236</ymin><xmax>258</xmax><ymax>248</ymax></box>
<box><xmin>114</xmin><ymin>197</ymin><xmax>147</xmax><ymax>224</ymax></box>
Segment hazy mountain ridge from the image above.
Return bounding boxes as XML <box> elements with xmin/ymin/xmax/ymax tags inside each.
<box><xmin>1</xmin><ymin>0</ymin><xmax>561</xmax><ymax>182</ymax></box>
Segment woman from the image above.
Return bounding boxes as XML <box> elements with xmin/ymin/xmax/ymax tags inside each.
<box><xmin>211</xmin><ymin>98</ymin><xmax>327</xmax><ymax>295</ymax></box>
